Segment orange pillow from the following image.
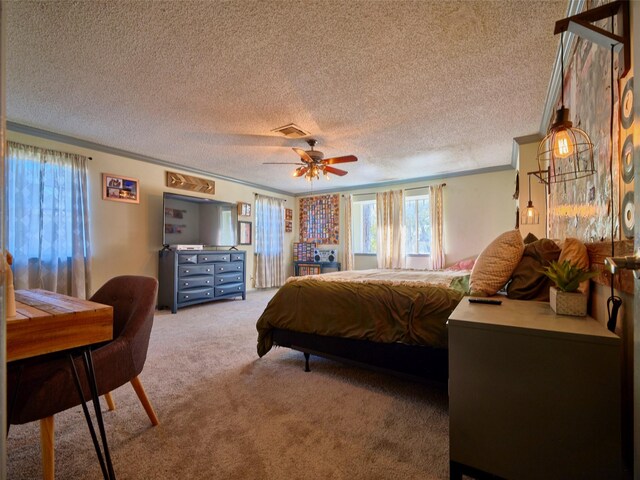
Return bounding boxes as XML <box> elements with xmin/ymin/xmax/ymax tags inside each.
<box><xmin>558</xmin><ymin>237</ymin><xmax>590</xmax><ymax>294</ymax></box>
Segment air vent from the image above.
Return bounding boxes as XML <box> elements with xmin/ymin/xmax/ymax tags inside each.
<box><xmin>271</xmin><ymin>123</ymin><xmax>310</xmax><ymax>138</ymax></box>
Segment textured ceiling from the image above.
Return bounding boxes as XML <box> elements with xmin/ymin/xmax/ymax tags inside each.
<box><xmin>6</xmin><ymin>0</ymin><xmax>567</xmax><ymax>194</ymax></box>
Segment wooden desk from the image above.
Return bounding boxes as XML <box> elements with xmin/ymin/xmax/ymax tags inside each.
<box><xmin>7</xmin><ymin>289</ymin><xmax>116</xmax><ymax>480</ymax></box>
<box><xmin>8</xmin><ymin>289</ymin><xmax>113</xmax><ymax>362</ymax></box>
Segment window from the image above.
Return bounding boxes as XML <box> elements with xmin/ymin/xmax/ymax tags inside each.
<box><xmin>404</xmin><ymin>194</ymin><xmax>431</xmax><ymax>255</ymax></box>
<box><xmin>352</xmin><ymin>199</ymin><xmax>377</xmax><ymax>253</ymax></box>
<box><xmin>6</xmin><ymin>142</ymin><xmax>92</xmax><ymax>295</ymax></box>
<box><xmin>352</xmin><ymin>193</ymin><xmax>430</xmax><ymax>255</ymax></box>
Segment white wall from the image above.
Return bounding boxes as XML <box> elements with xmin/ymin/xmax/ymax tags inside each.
<box><xmin>8</xmin><ymin>131</ymin><xmax>296</xmax><ymax>294</ymax></box>
<box><xmin>299</xmin><ymin>168</ymin><xmax>516</xmax><ymax>270</ymax></box>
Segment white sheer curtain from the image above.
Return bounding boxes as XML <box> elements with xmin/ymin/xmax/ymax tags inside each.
<box><xmin>429</xmin><ymin>184</ymin><xmax>445</xmax><ymax>269</ymax></box>
<box><xmin>6</xmin><ymin>142</ymin><xmax>92</xmax><ymax>297</ymax></box>
<box><xmin>254</xmin><ymin>194</ymin><xmax>286</xmax><ymax>288</ymax></box>
<box><xmin>376</xmin><ymin>189</ymin><xmax>405</xmax><ymax>269</ymax></box>
<box><xmin>342</xmin><ymin>194</ymin><xmax>354</xmax><ymax>270</ymax></box>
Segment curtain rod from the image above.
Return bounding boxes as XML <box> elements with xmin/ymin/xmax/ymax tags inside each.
<box><xmin>253</xmin><ymin>192</ymin><xmax>287</xmax><ymax>201</ymax></box>
<box><xmin>345</xmin><ymin>183</ymin><xmax>446</xmax><ymax>197</ymax></box>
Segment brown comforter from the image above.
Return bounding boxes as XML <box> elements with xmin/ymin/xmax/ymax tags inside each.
<box><xmin>256</xmin><ymin>270</ymin><xmax>467</xmax><ymax>357</ymax></box>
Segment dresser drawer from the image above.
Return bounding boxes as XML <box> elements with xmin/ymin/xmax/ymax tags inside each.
<box><xmin>178</xmin><ymin>287</ymin><xmax>214</xmax><ymax>303</ymax></box>
<box><xmin>215</xmin><ymin>261</ymin><xmax>243</xmax><ymax>274</ymax></box>
<box><xmin>198</xmin><ymin>253</ymin><xmax>230</xmax><ymax>264</ymax></box>
<box><xmin>178</xmin><ymin>275</ymin><xmax>213</xmax><ymax>290</ymax></box>
<box><xmin>230</xmin><ymin>253</ymin><xmax>245</xmax><ymax>262</ymax></box>
<box><xmin>178</xmin><ymin>265</ymin><xmax>214</xmax><ymax>277</ymax></box>
<box><xmin>178</xmin><ymin>254</ymin><xmax>198</xmax><ymax>265</ymax></box>
<box><xmin>215</xmin><ymin>272</ymin><xmax>243</xmax><ymax>286</ymax></box>
<box><xmin>214</xmin><ymin>283</ymin><xmax>244</xmax><ymax>297</ymax></box>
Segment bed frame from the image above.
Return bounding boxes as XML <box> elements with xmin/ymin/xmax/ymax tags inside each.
<box><xmin>271</xmin><ymin>328</ymin><xmax>449</xmax><ymax>385</ymax></box>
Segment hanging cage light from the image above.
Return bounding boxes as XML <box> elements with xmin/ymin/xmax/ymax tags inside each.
<box><xmin>521</xmin><ymin>172</ymin><xmax>540</xmax><ymax>225</ymax></box>
<box><xmin>536</xmin><ymin>32</ymin><xmax>595</xmax><ymax>185</ymax></box>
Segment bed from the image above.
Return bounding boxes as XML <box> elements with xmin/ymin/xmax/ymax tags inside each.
<box><xmin>256</xmin><ymin>269</ymin><xmax>470</xmax><ymax>383</ymax></box>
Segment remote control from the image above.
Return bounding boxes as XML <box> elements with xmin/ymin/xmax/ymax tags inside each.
<box><xmin>468</xmin><ymin>298</ymin><xmax>502</xmax><ymax>305</ymax></box>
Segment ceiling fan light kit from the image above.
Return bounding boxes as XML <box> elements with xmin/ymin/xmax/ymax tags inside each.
<box><xmin>264</xmin><ymin>138</ymin><xmax>357</xmax><ymax>182</ymax></box>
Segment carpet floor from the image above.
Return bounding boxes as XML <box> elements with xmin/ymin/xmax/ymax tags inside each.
<box><xmin>7</xmin><ymin>289</ymin><xmax>449</xmax><ymax>479</ymax></box>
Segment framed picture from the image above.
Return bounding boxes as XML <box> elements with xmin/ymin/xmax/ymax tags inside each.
<box><xmin>238</xmin><ymin>202</ymin><xmax>252</xmax><ymax>217</ymax></box>
<box><xmin>285</xmin><ymin>208</ymin><xmax>293</xmax><ymax>221</ymax></box>
<box><xmin>238</xmin><ymin>221</ymin><xmax>252</xmax><ymax>245</ymax></box>
<box><xmin>285</xmin><ymin>220</ymin><xmax>292</xmax><ymax>233</ymax></box>
<box><xmin>102</xmin><ymin>173</ymin><xmax>139</xmax><ymax>204</ymax></box>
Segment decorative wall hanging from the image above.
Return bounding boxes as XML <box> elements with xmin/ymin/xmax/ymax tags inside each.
<box><xmin>238</xmin><ymin>202</ymin><xmax>251</xmax><ymax>217</ymax></box>
<box><xmin>102</xmin><ymin>173</ymin><xmax>139</xmax><ymax>204</ymax></box>
<box><xmin>238</xmin><ymin>221</ymin><xmax>252</xmax><ymax>245</ymax></box>
<box><xmin>299</xmin><ymin>194</ymin><xmax>339</xmax><ymax>244</ymax></box>
<box><xmin>285</xmin><ymin>208</ymin><xmax>293</xmax><ymax>232</ymax></box>
<box><xmin>166</xmin><ymin>171</ymin><xmax>215</xmax><ymax>194</ymax></box>
<box><xmin>618</xmin><ymin>75</ymin><xmax>635</xmax><ymax>239</ymax></box>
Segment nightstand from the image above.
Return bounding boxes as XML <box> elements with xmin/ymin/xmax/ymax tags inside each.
<box><xmin>448</xmin><ymin>297</ymin><xmax>621</xmax><ymax>480</ymax></box>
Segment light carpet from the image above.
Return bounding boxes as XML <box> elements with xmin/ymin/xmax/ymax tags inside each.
<box><xmin>7</xmin><ymin>289</ymin><xmax>449</xmax><ymax>479</ymax></box>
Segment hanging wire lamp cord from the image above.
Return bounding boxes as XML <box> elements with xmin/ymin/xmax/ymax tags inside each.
<box><xmin>607</xmin><ymin>28</ymin><xmax>622</xmax><ymax>333</ymax></box>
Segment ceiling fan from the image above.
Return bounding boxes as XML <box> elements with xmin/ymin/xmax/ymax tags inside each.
<box><xmin>264</xmin><ymin>139</ymin><xmax>357</xmax><ymax>181</ymax></box>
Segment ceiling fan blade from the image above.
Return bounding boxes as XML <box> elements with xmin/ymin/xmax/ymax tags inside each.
<box><xmin>323</xmin><ymin>155</ymin><xmax>357</xmax><ymax>165</ymax></box>
<box><xmin>292</xmin><ymin>166</ymin><xmax>309</xmax><ymax>177</ymax></box>
<box><xmin>293</xmin><ymin>148</ymin><xmax>314</xmax><ymax>164</ymax></box>
<box><xmin>263</xmin><ymin>162</ymin><xmax>305</xmax><ymax>165</ymax></box>
<box><xmin>323</xmin><ymin>166</ymin><xmax>348</xmax><ymax>176</ymax></box>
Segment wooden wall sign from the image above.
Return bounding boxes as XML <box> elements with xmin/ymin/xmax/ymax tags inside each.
<box><xmin>166</xmin><ymin>171</ymin><xmax>215</xmax><ymax>194</ymax></box>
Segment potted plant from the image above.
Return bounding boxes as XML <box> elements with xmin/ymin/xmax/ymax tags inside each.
<box><xmin>540</xmin><ymin>260</ymin><xmax>598</xmax><ymax>316</ymax></box>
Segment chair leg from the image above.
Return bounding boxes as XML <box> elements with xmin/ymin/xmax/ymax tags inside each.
<box><xmin>104</xmin><ymin>392</ymin><xmax>116</xmax><ymax>411</ymax></box>
<box><xmin>40</xmin><ymin>416</ymin><xmax>54</xmax><ymax>480</ymax></box>
<box><xmin>130</xmin><ymin>376</ymin><xmax>159</xmax><ymax>426</ymax></box>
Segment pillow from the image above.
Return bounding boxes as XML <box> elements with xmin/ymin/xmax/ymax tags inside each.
<box><xmin>470</xmin><ymin>230</ymin><xmax>525</xmax><ymax>296</ymax></box>
<box><xmin>558</xmin><ymin>237</ymin><xmax>590</xmax><ymax>294</ymax></box>
<box><xmin>447</xmin><ymin>256</ymin><xmax>477</xmax><ymax>271</ymax></box>
<box><xmin>507</xmin><ymin>238</ymin><xmax>561</xmax><ymax>301</ymax></box>
<box><xmin>523</xmin><ymin>232</ymin><xmax>539</xmax><ymax>245</ymax></box>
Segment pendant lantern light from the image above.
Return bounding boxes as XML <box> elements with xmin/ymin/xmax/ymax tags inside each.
<box><xmin>537</xmin><ymin>33</ymin><xmax>595</xmax><ymax>185</ymax></box>
<box><xmin>521</xmin><ymin>172</ymin><xmax>540</xmax><ymax>225</ymax></box>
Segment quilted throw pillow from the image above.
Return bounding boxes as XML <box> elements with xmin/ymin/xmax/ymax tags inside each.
<box><xmin>470</xmin><ymin>230</ymin><xmax>525</xmax><ymax>296</ymax></box>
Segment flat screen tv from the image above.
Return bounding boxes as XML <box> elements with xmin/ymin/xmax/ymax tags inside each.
<box><xmin>163</xmin><ymin>192</ymin><xmax>238</xmax><ymax>247</ymax></box>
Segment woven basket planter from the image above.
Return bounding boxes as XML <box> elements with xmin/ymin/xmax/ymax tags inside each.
<box><xmin>549</xmin><ymin>286</ymin><xmax>588</xmax><ymax>316</ymax></box>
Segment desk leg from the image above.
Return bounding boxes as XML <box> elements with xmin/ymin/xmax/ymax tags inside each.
<box><xmin>83</xmin><ymin>349</ymin><xmax>117</xmax><ymax>480</ymax></box>
<box><xmin>68</xmin><ymin>354</ymin><xmax>111</xmax><ymax>480</ymax></box>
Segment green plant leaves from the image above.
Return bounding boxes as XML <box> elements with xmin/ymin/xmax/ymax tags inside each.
<box><xmin>540</xmin><ymin>260</ymin><xmax>598</xmax><ymax>292</ymax></box>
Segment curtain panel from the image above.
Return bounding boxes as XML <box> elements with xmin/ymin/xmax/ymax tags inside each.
<box><xmin>254</xmin><ymin>194</ymin><xmax>286</xmax><ymax>288</ymax></box>
<box><xmin>429</xmin><ymin>184</ymin><xmax>445</xmax><ymax>269</ymax></box>
<box><xmin>342</xmin><ymin>194</ymin><xmax>354</xmax><ymax>271</ymax></box>
<box><xmin>376</xmin><ymin>189</ymin><xmax>405</xmax><ymax>269</ymax></box>
<box><xmin>6</xmin><ymin>142</ymin><xmax>92</xmax><ymax>297</ymax></box>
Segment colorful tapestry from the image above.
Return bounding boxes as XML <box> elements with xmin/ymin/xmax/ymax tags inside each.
<box><xmin>548</xmin><ymin>8</ymin><xmax>626</xmax><ymax>242</ymax></box>
<box><xmin>299</xmin><ymin>194</ymin><xmax>340</xmax><ymax>244</ymax></box>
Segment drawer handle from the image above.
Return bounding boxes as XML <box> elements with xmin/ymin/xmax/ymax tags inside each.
<box><xmin>185</xmin><ymin>269</ymin><xmax>189</xmax><ymax>273</ymax></box>
<box><xmin>185</xmin><ymin>295</ymin><xmax>189</xmax><ymax>299</ymax></box>
<box><xmin>220</xmin><ymin>267</ymin><xmax>224</xmax><ymax>271</ymax></box>
<box><xmin>203</xmin><ymin>257</ymin><xmax>208</xmax><ymax>261</ymax></box>
<box><xmin>206</xmin><ymin>292</ymin><xmax>211</xmax><ymax>296</ymax></box>
<box><xmin>185</xmin><ymin>282</ymin><xmax>189</xmax><ymax>286</ymax></box>
<box><xmin>206</xmin><ymin>280</ymin><xmax>210</xmax><ymax>284</ymax></box>
<box><xmin>206</xmin><ymin>269</ymin><xmax>211</xmax><ymax>272</ymax></box>
<box><xmin>220</xmin><ymin>290</ymin><xmax>225</xmax><ymax>294</ymax></box>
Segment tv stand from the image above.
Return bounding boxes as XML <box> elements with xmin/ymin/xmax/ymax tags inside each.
<box><xmin>157</xmin><ymin>248</ymin><xmax>246</xmax><ymax>313</ymax></box>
